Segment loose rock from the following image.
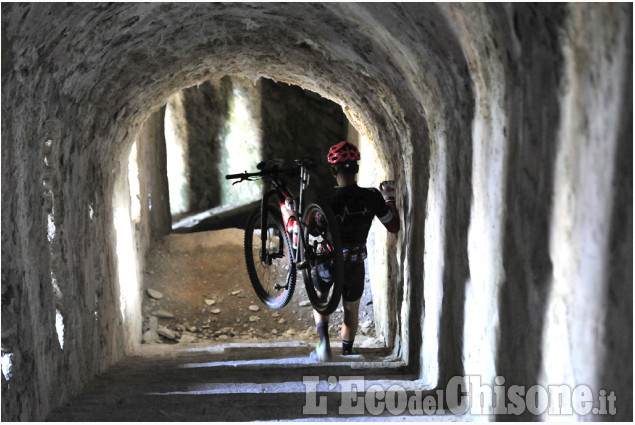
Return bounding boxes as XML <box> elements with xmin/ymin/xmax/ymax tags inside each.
<box><xmin>146</xmin><ymin>289</ymin><xmax>164</xmax><ymax>300</ymax></box>
<box><xmin>210</xmin><ymin>308</ymin><xmax>221</xmax><ymax>314</ymax></box>
<box><xmin>249</xmin><ymin>316</ymin><xmax>261</xmax><ymax>322</ymax></box>
<box><xmin>148</xmin><ymin>316</ymin><xmax>159</xmax><ymax>331</ymax></box>
<box><xmin>299</xmin><ymin>300</ymin><xmax>311</xmax><ymax>307</ymax></box>
<box><xmin>157</xmin><ymin>327</ymin><xmax>176</xmax><ymax>340</ymax></box>
<box><xmin>142</xmin><ymin>329</ymin><xmax>160</xmax><ymax>344</ymax></box>
<box><xmin>153</xmin><ymin>310</ymin><xmax>174</xmax><ymax>319</ymax></box>
<box><xmin>179</xmin><ymin>332</ymin><xmax>197</xmax><ymax>344</ymax></box>
<box><xmin>248</xmin><ymin>305</ymin><xmax>260</xmax><ymax>312</ymax></box>
<box><xmin>231</xmin><ymin>290</ymin><xmax>242</xmax><ymax>296</ymax></box>
<box><xmin>205</xmin><ymin>299</ymin><xmax>216</xmax><ymax>306</ymax></box>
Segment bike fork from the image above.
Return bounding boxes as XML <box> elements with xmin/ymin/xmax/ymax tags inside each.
<box><xmin>259</xmin><ymin>189</ymin><xmax>275</xmax><ymax>264</ymax></box>
<box><xmin>294</xmin><ymin>165</ymin><xmax>311</xmax><ymax>269</ymax></box>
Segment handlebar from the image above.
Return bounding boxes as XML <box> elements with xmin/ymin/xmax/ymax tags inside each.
<box><xmin>225</xmin><ymin>157</ymin><xmax>317</xmax><ymax>183</ymax></box>
<box><xmin>224</xmin><ymin>166</ymin><xmax>297</xmax><ymax>182</ymax></box>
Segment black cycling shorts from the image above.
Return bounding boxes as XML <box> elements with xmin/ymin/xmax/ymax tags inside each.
<box><xmin>313</xmin><ymin>261</ymin><xmax>365</xmax><ymax>302</ymax></box>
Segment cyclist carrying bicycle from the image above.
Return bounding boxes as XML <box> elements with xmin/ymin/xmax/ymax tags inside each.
<box><xmin>308</xmin><ymin>141</ymin><xmax>400</xmax><ymax>361</ymax></box>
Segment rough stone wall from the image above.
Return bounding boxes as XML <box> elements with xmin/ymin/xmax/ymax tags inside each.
<box><xmin>138</xmin><ymin>107</ymin><xmax>172</xmax><ymax>237</ymax></box>
<box><xmin>435</xmin><ymin>2</ymin><xmax>570</xmax><ymax>416</ymax></box>
<box><xmin>436</xmin><ymin>4</ymin><xmax>632</xmax><ymax>420</ymax></box>
<box><xmin>1</xmin><ymin>2</ymin><xmax>631</xmax><ymax>421</ymax></box>
<box><xmin>493</xmin><ymin>6</ymin><xmax>566</xmax><ymax>413</ymax></box>
<box><xmin>135</xmin><ymin>106</ymin><xmax>172</xmax><ymax>239</ymax></box>
<box><xmin>540</xmin><ymin>5</ymin><xmax>632</xmax><ymax>419</ymax></box>
<box><xmin>180</xmin><ymin>79</ymin><xmax>231</xmax><ymax>212</ymax></box>
<box><xmin>602</xmin><ymin>13</ymin><xmax>633</xmax><ymax>419</ymax></box>
<box><xmin>353</xmin><ymin>126</ymin><xmax>392</xmax><ymax>349</ymax></box>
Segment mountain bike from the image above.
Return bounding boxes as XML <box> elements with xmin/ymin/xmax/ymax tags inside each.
<box><xmin>225</xmin><ymin>158</ymin><xmax>344</xmax><ymax>315</ymax></box>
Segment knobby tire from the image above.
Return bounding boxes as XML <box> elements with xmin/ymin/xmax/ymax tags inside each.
<box><xmin>244</xmin><ymin>206</ymin><xmax>296</xmax><ymax>309</ymax></box>
<box><xmin>301</xmin><ymin>202</ymin><xmax>344</xmax><ymax>315</ymax></box>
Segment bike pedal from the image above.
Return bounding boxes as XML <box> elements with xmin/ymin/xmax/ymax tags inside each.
<box><xmin>297</xmin><ymin>260</ymin><xmax>310</xmax><ymax>270</ymax></box>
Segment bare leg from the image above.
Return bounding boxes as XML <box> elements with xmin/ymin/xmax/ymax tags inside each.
<box><xmin>312</xmin><ymin>291</ymin><xmax>329</xmax><ymax>326</ymax></box>
<box><xmin>341</xmin><ymin>298</ymin><xmax>360</xmax><ymax>342</ymax></box>
<box><xmin>310</xmin><ymin>290</ymin><xmax>332</xmax><ymax>360</ymax></box>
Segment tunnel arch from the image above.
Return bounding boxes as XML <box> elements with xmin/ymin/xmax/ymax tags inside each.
<box><xmin>97</xmin><ymin>2</ymin><xmax>472</xmax><ymax>374</ymax></box>
<box><xmin>3</xmin><ymin>3</ymin><xmax>475</xmax><ymax>417</ymax></box>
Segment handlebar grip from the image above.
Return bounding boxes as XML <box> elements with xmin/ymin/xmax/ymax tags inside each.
<box><xmin>225</xmin><ymin>173</ymin><xmax>245</xmax><ymax>180</ymax></box>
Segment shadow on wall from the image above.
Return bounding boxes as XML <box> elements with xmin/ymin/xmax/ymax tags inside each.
<box><xmin>493</xmin><ymin>4</ymin><xmax>565</xmax><ymax>421</ymax></box>
<box><xmin>436</xmin><ymin>121</ymin><xmax>473</xmax><ymax>389</ymax></box>
<box><xmin>601</xmin><ymin>29</ymin><xmax>633</xmax><ymax>420</ymax></box>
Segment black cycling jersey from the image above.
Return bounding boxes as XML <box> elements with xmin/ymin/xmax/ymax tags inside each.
<box><xmin>313</xmin><ymin>183</ymin><xmax>396</xmax><ymax>302</ymax></box>
<box><xmin>327</xmin><ymin>184</ymin><xmax>390</xmax><ymax>245</ymax></box>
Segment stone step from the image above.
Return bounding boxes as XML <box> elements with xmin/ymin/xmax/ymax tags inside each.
<box><xmin>46</xmin><ymin>344</ymin><xmax>435</xmax><ymax>421</ymax></box>
<box><xmin>48</xmin><ymin>389</ymin><xmax>462</xmax><ymax>421</ymax></box>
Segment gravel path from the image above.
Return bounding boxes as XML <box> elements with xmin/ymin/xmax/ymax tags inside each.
<box><xmin>140</xmin><ymin>229</ymin><xmax>379</xmax><ymax>349</ymax></box>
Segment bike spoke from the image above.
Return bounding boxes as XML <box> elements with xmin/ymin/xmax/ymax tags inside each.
<box><xmin>251</xmin><ymin>223</ymin><xmax>291</xmax><ymax>299</ymax></box>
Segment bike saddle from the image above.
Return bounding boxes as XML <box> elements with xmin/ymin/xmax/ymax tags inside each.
<box><xmin>295</xmin><ymin>157</ymin><xmax>317</xmax><ymax>169</ymax></box>
<box><xmin>257</xmin><ymin>159</ymin><xmax>284</xmax><ymax>170</ymax></box>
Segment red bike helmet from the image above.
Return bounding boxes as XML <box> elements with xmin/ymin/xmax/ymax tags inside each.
<box><xmin>327</xmin><ymin>141</ymin><xmax>361</xmax><ymax>164</ymax></box>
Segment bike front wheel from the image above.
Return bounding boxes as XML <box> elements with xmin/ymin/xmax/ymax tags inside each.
<box><xmin>301</xmin><ymin>202</ymin><xmax>344</xmax><ymax>315</ymax></box>
<box><xmin>244</xmin><ymin>207</ymin><xmax>296</xmax><ymax>309</ymax></box>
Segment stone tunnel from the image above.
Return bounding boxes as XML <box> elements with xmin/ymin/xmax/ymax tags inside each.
<box><xmin>1</xmin><ymin>3</ymin><xmax>632</xmax><ymax>421</ymax></box>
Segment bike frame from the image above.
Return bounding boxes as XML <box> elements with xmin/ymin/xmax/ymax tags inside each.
<box><xmin>225</xmin><ymin>158</ymin><xmax>317</xmax><ymax>278</ymax></box>
<box><xmin>226</xmin><ymin>157</ymin><xmax>343</xmax><ymax>314</ymax></box>
<box><xmin>259</xmin><ymin>163</ymin><xmax>310</xmax><ymax>266</ymax></box>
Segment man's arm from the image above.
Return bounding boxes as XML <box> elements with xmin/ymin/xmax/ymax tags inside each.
<box><xmin>378</xmin><ymin>181</ymin><xmax>400</xmax><ymax>233</ymax></box>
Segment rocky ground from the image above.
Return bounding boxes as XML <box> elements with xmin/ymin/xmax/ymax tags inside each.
<box><xmin>140</xmin><ymin>229</ymin><xmax>380</xmax><ymax>350</ymax></box>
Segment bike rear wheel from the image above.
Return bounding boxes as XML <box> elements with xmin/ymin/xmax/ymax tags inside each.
<box><xmin>244</xmin><ymin>207</ymin><xmax>296</xmax><ymax>309</ymax></box>
<box><xmin>301</xmin><ymin>202</ymin><xmax>344</xmax><ymax>315</ymax></box>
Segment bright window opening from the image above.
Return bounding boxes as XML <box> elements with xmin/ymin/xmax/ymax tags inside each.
<box><xmin>219</xmin><ymin>80</ymin><xmax>262</xmax><ymax>206</ymax></box>
<box><xmin>55</xmin><ymin>309</ymin><xmax>65</xmax><ymax>349</ymax></box>
<box><xmin>128</xmin><ymin>141</ymin><xmax>141</xmax><ymax>222</ymax></box>
<box><xmin>1</xmin><ymin>351</ymin><xmax>13</xmax><ymax>382</ymax></box>
<box><xmin>165</xmin><ymin>95</ymin><xmax>190</xmax><ymax>215</ymax></box>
